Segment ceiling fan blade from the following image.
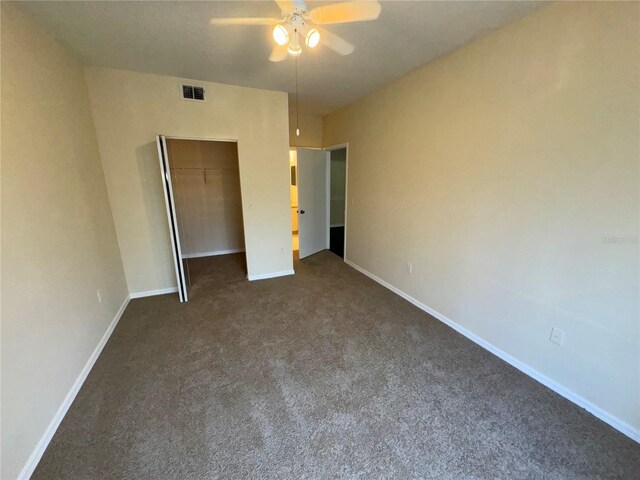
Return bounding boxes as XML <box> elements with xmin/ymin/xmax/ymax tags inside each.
<box><xmin>317</xmin><ymin>28</ymin><xmax>354</xmax><ymax>55</ymax></box>
<box><xmin>309</xmin><ymin>1</ymin><xmax>381</xmax><ymax>25</ymax></box>
<box><xmin>275</xmin><ymin>1</ymin><xmax>307</xmax><ymax>13</ymax></box>
<box><xmin>269</xmin><ymin>44</ymin><xmax>289</xmax><ymax>62</ymax></box>
<box><xmin>209</xmin><ymin>17</ymin><xmax>279</xmax><ymax>26</ymax></box>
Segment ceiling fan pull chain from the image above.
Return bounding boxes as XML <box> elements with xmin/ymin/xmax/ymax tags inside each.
<box><xmin>295</xmin><ymin>53</ymin><xmax>300</xmax><ymax>137</ymax></box>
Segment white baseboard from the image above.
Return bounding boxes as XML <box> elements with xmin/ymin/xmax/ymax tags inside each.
<box><xmin>247</xmin><ymin>269</ymin><xmax>295</xmax><ymax>281</ymax></box>
<box><xmin>182</xmin><ymin>248</ymin><xmax>244</xmax><ymax>259</ymax></box>
<box><xmin>18</xmin><ymin>295</ymin><xmax>131</xmax><ymax>480</ymax></box>
<box><xmin>129</xmin><ymin>287</ymin><xmax>178</xmax><ymax>299</ymax></box>
<box><xmin>345</xmin><ymin>259</ymin><xmax>640</xmax><ymax>444</ymax></box>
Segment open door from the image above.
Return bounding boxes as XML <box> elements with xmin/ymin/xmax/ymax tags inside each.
<box><xmin>297</xmin><ymin>148</ymin><xmax>328</xmax><ymax>259</ymax></box>
<box><xmin>156</xmin><ymin>135</ymin><xmax>188</xmax><ymax>302</ymax></box>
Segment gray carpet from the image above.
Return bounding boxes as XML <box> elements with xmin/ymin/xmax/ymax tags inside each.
<box><xmin>33</xmin><ymin>252</ymin><xmax>639</xmax><ymax>479</ymax></box>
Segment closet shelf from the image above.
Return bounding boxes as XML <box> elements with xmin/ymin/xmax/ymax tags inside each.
<box><xmin>171</xmin><ymin>167</ymin><xmax>238</xmax><ymax>172</ymax></box>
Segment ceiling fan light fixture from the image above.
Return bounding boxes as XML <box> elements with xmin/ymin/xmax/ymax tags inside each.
<box><xmin>211</xmin><ymin>0</ymin><xmax>381</xmax><ymax>61</ymax></box>
<box><xmin>273</xmin><ymin>24</ymin><xmax>289</xmax><ymax>46</ymax></box>
<box><xmin>287</xmin><ymin>44</ymin><xmax>302</xmax><ymax>56</ymax></box>
<box><xmin>305</xmin><ymin>28</ymin><xmax>320</xmax><ymax>48</ymax></box>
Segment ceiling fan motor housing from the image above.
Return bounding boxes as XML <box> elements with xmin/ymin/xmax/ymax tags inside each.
<box><xmin>288</xmin><ymin>10</ymin><xmax>308</xmax><ymax>28</ymax></box>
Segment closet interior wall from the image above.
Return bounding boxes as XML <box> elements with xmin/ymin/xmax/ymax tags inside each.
<box><xmin>166</xmin><ymin>139</ymin><xmax>245</xmax><ymax>261</ymax></box>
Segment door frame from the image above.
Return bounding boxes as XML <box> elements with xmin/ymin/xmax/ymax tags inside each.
<box><xmin>323</xmin><ymin>143</ymin><xmax>349</xmax><ymax>262</ymax></box>
<box><xmin>159</xmin><ymin>134</ymin><xmax>249</xmax><ymax>301</ymax></box>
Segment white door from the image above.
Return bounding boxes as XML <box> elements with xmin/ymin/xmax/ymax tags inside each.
<box><xmin>297</xmin><ymin>148</ymin><xmax>328</xmax><ymax>259</ymax></box>
<box><xmin>156</xmin><ymin>135</ymin><xmax>188</xmax><ymax>302</ymax></box>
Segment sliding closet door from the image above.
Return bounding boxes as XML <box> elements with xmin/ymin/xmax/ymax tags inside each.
<box><xmin>156</xmin><ymin>135</ymin><xmax>188</xmax><ymax>302</ymax></box>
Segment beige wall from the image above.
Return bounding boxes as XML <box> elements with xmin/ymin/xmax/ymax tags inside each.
<box><xmin>85</xmin><ymin>68</ymin><xmax>293</xmax><ymax>292</ymax></box>
<box><xmin>289</xmin><ymin>112</ymin><xmax>323</xmax><ymax>148</ymax></box>
<box><xmin>324</xmin><ymin>1</ymin><xmax>640</xmax><ymax>435</ymax></box>
<box><xmin>0</xmin><ymin>5</ymin><xmax>128</xmax><ymax>478</ymax></box>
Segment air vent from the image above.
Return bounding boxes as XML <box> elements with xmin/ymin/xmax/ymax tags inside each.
<box><xmin>181</xmin><ymin>84</ymin><xmax>205</xmax><ymax>101</ymax></box>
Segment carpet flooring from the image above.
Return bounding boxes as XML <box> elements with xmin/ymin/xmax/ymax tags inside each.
<box><xmin>33</xmin><ymin>252</ymin><xmax>639</xmax><ymax>479</ymax></box>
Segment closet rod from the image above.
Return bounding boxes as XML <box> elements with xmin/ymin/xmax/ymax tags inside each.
<box><xmin>170</xmin><ymin>167</ymin><xmax>238</xmax><ymax>171</ymax></box>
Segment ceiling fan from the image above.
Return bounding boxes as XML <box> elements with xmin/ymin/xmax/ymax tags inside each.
<box><xmin>210</xmin><ymin>1</ymin><xmax>382</xmax><ymax>62</ymax></box>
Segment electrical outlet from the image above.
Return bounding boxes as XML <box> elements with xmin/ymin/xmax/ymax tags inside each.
<box><xmin>406</xmin><ymin>262</ymin><xmax>413</xmax><ymax>275</ymax></box>
<box><xmin>549</xmin><ymin>327</ymin><xmax>565</xmax><ymax>346</ymax></box>
<box><xmin>97</xmin><ymin>290</ymin><xmax>103</xmax><ymax>303</ymax></box>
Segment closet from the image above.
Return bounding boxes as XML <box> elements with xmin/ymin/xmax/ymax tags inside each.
<box><xmin>157</xmin><ymin>136</ymin><xmax>246</xmax><ymax>301</ymax></box>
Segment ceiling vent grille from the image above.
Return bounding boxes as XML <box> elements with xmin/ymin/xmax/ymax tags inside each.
<box><xmin>181</xmin><ymin>84</ymin><xmax>205</xmax><ymax>101</ymax></box>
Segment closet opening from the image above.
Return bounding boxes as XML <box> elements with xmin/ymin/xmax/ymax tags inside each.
<box><xmin>157</xmin><ymin>136</ymin><xmax>246</xmax><ymax>302</ymax></box>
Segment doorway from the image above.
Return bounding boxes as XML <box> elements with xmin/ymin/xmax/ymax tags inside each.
<box><xmin>328</xmin><ymin>147</ymin><xmax>346</xmax><ymax>258</ymax></box>
<box><xmin>289</xmin><ymin>149</ymin><xmax>299</xmax><ymax>253</ymax></box>
<box><xmin>293</xmin><ymin>145</ymin><xmax>348</xmax><ymax>261</ymax></box>
<box><xmin>157</xmin><ymin>135</ymin><xmax>247</xmax><ymax>302</ymax></box>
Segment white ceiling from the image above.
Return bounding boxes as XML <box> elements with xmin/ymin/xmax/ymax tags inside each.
<box><xmin>15</xmin><ymin>1</ymin><xmax>546</xmax><ymax>115</ymax></box>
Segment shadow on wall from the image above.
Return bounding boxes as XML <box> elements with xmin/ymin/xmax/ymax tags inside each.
<box><xmin>134</xmin><ymin>142</ymin><xmax>174</xmax><ymax>280</ymax></box>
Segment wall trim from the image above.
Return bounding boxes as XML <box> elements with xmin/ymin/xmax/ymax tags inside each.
<box><xmin>344</xmin><ymin>259</ymin><xmax>640</xmax><ymax>444</ymax></box>
<box><xmin>330</xmin><ymin>223</ymin><xmax>345</xmax><ymax>228</ymax></box>
<box><xmin>247</xmin><ymin>269</ymin><xmax>295</xmax><ymax>281</ymax></box>
<box><xmin>129</xmin><ymin>287</ymin><xmax>178</xmax><ymax>299</ymax></box>
<box><xmin>182</xmin><ymin>248</ymin><xmax>244</xmax><ymax>259</ymax></box>
<box><xmin>18</xmin><ymin>295</ymin><xmax>131</xmax><ymax>480</ymax></box>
